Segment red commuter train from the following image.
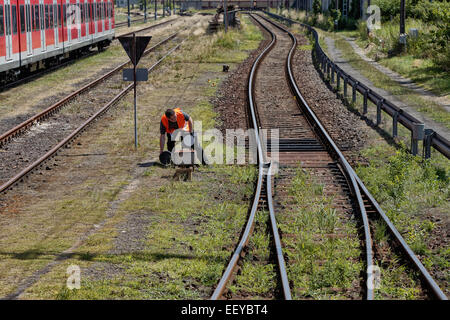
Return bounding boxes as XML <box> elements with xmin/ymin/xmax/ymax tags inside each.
<box><xmin>0</xmin><ymin>0</ymin><xmax>115</xmax><ymax>83</ymax></box>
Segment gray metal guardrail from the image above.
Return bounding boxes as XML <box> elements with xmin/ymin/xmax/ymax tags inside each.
<box><xmin>264</xmin><ymin>11</ymin><xmax>450</xmax><ymax>160</ymax></box>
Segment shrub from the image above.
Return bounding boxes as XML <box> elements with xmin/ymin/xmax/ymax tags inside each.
<box><xmin>313</xmin><ymin>0</ymin><xmax>321</xmax><ymax>16</ymax></box>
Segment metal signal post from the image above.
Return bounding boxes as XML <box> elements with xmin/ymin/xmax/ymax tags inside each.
<box><xmin>119</xmin><ymin>34</ymin><xmax>152</xmax><ymax>149</ymax></box>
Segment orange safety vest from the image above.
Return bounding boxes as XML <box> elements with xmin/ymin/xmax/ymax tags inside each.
<box><xmin>161</xmin><ymin>108</ymin><xmax>190</xmax><ymax>134</ymax></box>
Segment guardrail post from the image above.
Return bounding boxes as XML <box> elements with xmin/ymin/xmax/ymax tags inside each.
<box><xmin>411</xmin><ymin>122</ymin><xmax>425</xmax><ymax>156</ymax></box>
<box><xmin>322</xmin><ymin>56</ymin><xmax>326</xmax><ymax>74</ymax></box>
<box><xmin>344</xmin><ymin>76</ymin><xmax>348</xmax><ymax>98</ymax></box>
<box><xmin>352</xmin><ymin>81</ymin><xmax>358</xmax><ymax>104</ymax></box>
<box><xmin>423</xmin><ymin>129</ymin><xmax>435</xmax><ymax>159</ymax></box>
<box><xmin>363</xmin><ymin>89</ymin><xmax>369</xmax><ymax>115</ymax></box>
<box><xmin>376</xmin><ymin>99</ymin><xmax>383</xmax><ymax>126</ymax></box>
<box><xmin>392</xmin><ymin>110</ymin><xmax>401</xmax><ymax>138</ymax></box>
<box><xmin>327</xmin><ymin>63</ymin><xmax>330</xmax><ymax>80</ymax></box>
<box><xmin>331</xmin><ymin>65</ymin><xmax>335</xmax><ymax>84</ymax></box>
<box><xmin>336</xmin><ymin>72</ymin><xmax>341</xmax><ymax>92</ymax></box>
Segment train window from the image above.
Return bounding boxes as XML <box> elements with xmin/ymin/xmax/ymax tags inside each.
<box><xmin>5</xmin><ymin>4</ymin><xmax>10</xmax><ymax>35</ymax></box>
<box><xmin>32</xmin><ymin>5</ymin><xmax>36</xmax><ymax>31</ymax></box>
<box><xmin>80</xmin><ymin>3</ymin><xmax>83</xmax><ymax>23</ymax></box>
<box><xmin>20</xmin><ymin>5</ymin><xmax>25</xmax><ymax>33</ymax></box>
<box><xmin>44</xmin><ymin>5</ymin><xmax>48</xmax><ymax>30</ymax></box>
<box><xmin>26</xmin><ymin>4</ymin><xmax>31</xmax><ymax>33</ymax></box>
<box><xmin>53</xmin><ymin>4</ymin><xmax>57</xmax><ymax>28</ymax></box>
<box><xmin>63</xmin><ymin>4</ymin><xmax>66</xmax><ymax>26</ymax></box>
<box><xmin>0</xmin><ymin>5</ymin><xmax>4</xmax><ymax>36</ymax></box>
<box><xmin>40</xmin><ymin>4</ymin><xmax>44</xmax><ymax>30</ymax></box>
<box><xmin>11</xmin><ymin>5</ymin><xmax>17</xmax><ymax>34</ymax></box>
<box><xmin>58</xmin><ymin>4</ymin><xmax>61</xmax><ymax>27</ymax></box>
<box><xmin>49</xmin><ymin>4</ymin><xmax>53</xmax><ymax>29</ymax></box>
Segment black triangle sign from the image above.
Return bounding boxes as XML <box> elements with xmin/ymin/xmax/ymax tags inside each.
<box><xmin>118</xmin><ymin>35</ymin><xmax>152</xmax><ymax>66</ymax></box>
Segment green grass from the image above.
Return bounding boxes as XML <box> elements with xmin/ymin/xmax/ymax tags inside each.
<box><xmin>355</xmin><ymin>143</ymin><xmax>450</xmax><ymax>296</ymax></box>
<box><xmin>378</xmin><ymin>55</ymin><xmax>450</xmax><ymax>97</ymax></box>
<box><xmin>277</xmin><ymin>168</ymin><xmax>363</xmax><ymax>299</ymax></box>
<box><xmin>229</xmin><ymin>210</ymin><xmax>278</xmax><ymax>298</ymax></box>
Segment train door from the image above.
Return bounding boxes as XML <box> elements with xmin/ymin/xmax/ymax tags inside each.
<box><xmin>106</xmin><ymin>0</ymin><xmax>110</xmax><ymax>31</ymax></box>
<box><xmin>89</xmin><ymin>0</ymin><xmax>93</xmax><ymax>39</ymax></box>
<box><xmin>93</xmin><ymin>0</ymin><xmax>96</xmax><ymax>34</ymax></box>
<box><xmin>100</xmin><ymin>0</ymin><xmax>103</xmax><ymax>33</ymax></box>
<box><xmin>83</xmin><ymin>0</ymin><xmax>87</xmax><ymax>39</ymax></box>
<box><xmin>65</xmin><ymin>0</ymin><xmax>70</xmax><ymax>44</ymax></box>
<box><xmin>39</xmin><ymin>0</ymin><xmax>45</xmax><ymax>50</ymax></box>
<box><xmin>52</xmin><ymin>0</ymin><xmax>57</xmax><ymax>47</ymax></box>
<box><xmin>79</xmin><ymin>0</ymin><xmax>84</xmax><ymax>39</ymax></box>
<box><xmin>24</xmin><ymin>0</ymin><xmax>31</xmax><ymax>54</ymax></box>
<box><xmin>4</xmin><ymin>0</ymin><xmax>13</xmax><ymax>60</ymax></box>
<box><xmin>31</xmin><ymin>0</ymin><xmax>40</xmax><ymax>51</ymax></box>
<box><xmin>76</xmin><ymin>0</ymin><xmax>80</xmax><ymax>40</ymax></box>
<box><xmin>105</xmin><ymin>0</ymin><xmax>109</xmax><ymax>31</ymax></box>
<box><xmin>0</xmin><ymin>0</ymin><xmax>5</xmax><ymax>60</ymax></box>
<box><xmin>96</xmin><ymin>0</ymin><xmax>101</xmax><ymax>34</ymax></box>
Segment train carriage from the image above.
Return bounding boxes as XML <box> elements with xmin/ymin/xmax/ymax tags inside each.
<box><xmin>0</xmin><ymin>0</ymin><xmax>114</xmax><ymax>83</ymax></box>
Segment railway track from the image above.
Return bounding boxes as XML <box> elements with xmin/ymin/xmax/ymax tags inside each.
<box><xmin>211</xmin><ymin>13</ymin><xmax>447</xmax><ymax>300</ymax></box>
<box><xmin>0</xmin><ymin>17</ymin><xmax>179</xmax><ymax>93</ymax></box>
<box><xmin>0</xmin><ymin>26</ymin><xmax>191</xmax><ymax>194</ymax></box>
<box><xmin>115</xmin><ymin>17</ymin><xmax>148</xmax><ymax>28</ymax></box>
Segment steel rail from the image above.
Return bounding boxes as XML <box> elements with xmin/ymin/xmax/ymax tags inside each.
<box><xmin>115</xmin><ymin>17</ymin><xmax>147</xmax><ymax>28</ymax></box>
<box><xmin>254</xmin><ymin>12</ymin><xmax>376</xmax><ymax>299</ymax></box>
<box><xmin>0</xmin><ymin>32</ymin><xmax>179</xmax><ymax>147</ymax></box>
<box><xmin>211</xmin><ymin>13</ymin><xmax>292</xmax><ymax>300</ymax></box>
<box><xmin>266</xmin><ymin>161</ymin><xmax>292</xmax><ymax>300</ymax></box>
<box><xmin>117</xmin><ymin>17</ymin><xmax>179</xmax><ymax>38</ymax></box>
<box><xmin>0</xmin><ymin>41</ymin><xmax>184</xmax><ymax>194</ymax></box>
<box><xmin>259</xmin><ymin>12</ymin><xmax>447</xmax><ymax>300</ymax></box>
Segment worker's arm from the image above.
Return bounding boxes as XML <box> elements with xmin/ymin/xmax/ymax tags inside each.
<box><xmin>188</xmin><ymin>117</ymin><xmax>194</xmax><ymax>133</ymax></box>
<box><xmin>160</xmin><ymin>134</ymin><xmax>165</xmax><ymax>154</ymax></box>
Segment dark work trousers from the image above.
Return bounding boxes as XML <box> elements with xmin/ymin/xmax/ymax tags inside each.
<box><xmin>167</xmin><ymin>133</ymin><xmax>176</xmax><ymax>152</ymax></box>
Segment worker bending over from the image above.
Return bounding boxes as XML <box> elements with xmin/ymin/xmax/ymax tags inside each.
<box><xmin>160</xmin><ymin>108</ymin><xmax>193</xmax><ymax>154</ymax></box>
